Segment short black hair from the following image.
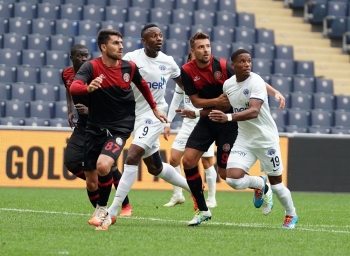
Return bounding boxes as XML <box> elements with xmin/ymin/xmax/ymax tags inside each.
<box><xmin>70</xmin><ymin>44</ymin><xmax>88</xmax><ymax>56</ymax></box>
<box><xmin>141</xmin><ymin>23</ymin><xmax>158</xmax><ymax>38</ymax></box>
<box><xmin>97</xmin><ymin>29</ymin><xmax>123</xmax><ymax>51</ymax></box>
<box><xmin>231</xmin><ymin>49</ymin><xmax>251</xmax><ymax>62</ymax></box>
<box><xmin>189</xmin><ymin>32</ymin><xmax>210</xmax><ymax>49</ymax></box>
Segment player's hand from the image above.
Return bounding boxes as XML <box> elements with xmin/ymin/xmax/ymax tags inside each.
<box><xmin>163</xmin><ymin>125</ymin><xmax>170</xmax><ymax>141</ymax></box>
<box><xmin>68</xmin><ymin>113</ymin><xmax>76</xmax><ymax>128</ymax></box>
<box><xmin>152</xmin><ymin>108</ymin><xmax>168</xmax><ymax>123</ymax></box>
<box><xmin>87</xmin><ymin>77</ymin><xmax>102</xmax><ymax>93</ymax></box>
<box><xmin>75</xmin><ymin>103</ymin><xmax>88</xmax><ymax>115</ymax></box>
<box><xmin>274</xmin><ymin>91</ymin><xmax>286</xmax><ymax>109</ymax></box>
<box><xmin>175</xmin><ymin>108</ymin><xmax>196</xmax><ymax>119</ymax></box>
<box><xmin>208</xmin><ymin>109</ymin><xmax>228</xmax><ymax>123</ymax></box>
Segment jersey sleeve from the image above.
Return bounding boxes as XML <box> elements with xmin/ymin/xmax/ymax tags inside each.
<box><xmin>61</xmin><ymin>69</ymin><xmax>68</xmax><ymax>89</ymax></box>
<box><xmin>250</xmin><ymin>75</ymin><xmax>266</xmax><ymax>102</ymax></box>
<box><xmin>169</xmin><ymin>57</ymin><xmax>181</xmax><ymax>79</ymax></box>
<box><xmin>181</xmin><ymin>67</ymin><xmax>197</xmax><ymax>96</ymax></box>
<box><xmin>167</xmin><ymin>84</ymin><xmax>184</xmax><ymax>122</ymax></box>
<box><xmin>74</xmin><ymin>61</ymin><xmax>93</xmax><ymax>85</ymax></box>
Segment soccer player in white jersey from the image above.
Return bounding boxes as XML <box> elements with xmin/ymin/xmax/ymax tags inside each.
<box><xmin>164</xmin><ymin>53</ymin><xmax>217</xmax><ymax>208</ymax></box>
<box><xmin>208</xmin><ymin>49</ymin><xmax>298</xmax><ymax>229</ymax></box>
<box><xmin>107</xmin><ymin>24</ymin><xmax>193</xmax><ymax>224</ymax></box>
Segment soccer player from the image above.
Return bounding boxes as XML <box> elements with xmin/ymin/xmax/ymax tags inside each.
<box><xmin>180</xmin><ymin>32</ymin><xmax>285</xmax><ymax>226</ymax></box>
<box><xmin>163</xmin><ymin>52</ymin><xmax>217</xmax><ymax>208</ymax></box>
<box><xmin>70</xmin><ymin>29</ymin><xmax>167</xmax><ymax>230</ymax></box>
<box><xmin>208</xmin><ymin>49</ymin><xmax>298</xmax><ymax>229</ymax></box>
<box><xmin>62</xmin><ymin>44</ymin><xmax>133</xmax><ymax>217</ymax></box>
<box><xmin>107</xmin><ymin>24</ymin><xmax>195</xmax><ymax>222</ymax></box>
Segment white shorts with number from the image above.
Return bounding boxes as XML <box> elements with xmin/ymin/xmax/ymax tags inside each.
<box><xmin>132</xmin><ymin>110</ymin><xmax>165</xmax><ymax>158</ymax></box>
<box><xmin>226</xmin><ymin>143</ymin><xmax>284</xmax><ymax>176</ymax></box>
<box><xmin>172</xmin><ymin>119</ymin><xmax>214</xmax><ymax>158</ymax></box>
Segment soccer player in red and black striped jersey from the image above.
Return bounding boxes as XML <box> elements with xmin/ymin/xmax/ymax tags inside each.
<box><xmin>62</xmin><ymin>44</ymin><xmax>133</xmax><ymax>217</ymax></box>
<box><xmin>70</xmin><ymin>29</ymin><xmax>167</xmax><ymax>230</ymax></box>
<box><xmin>181</xmin><ymin>32</ymin><xmax>285</xmax><ymax>226</ymax></box>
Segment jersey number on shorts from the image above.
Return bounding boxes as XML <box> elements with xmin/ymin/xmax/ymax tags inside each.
<box><xmin>221</xmin><ymin>153</ymin><xmax>229</xmax><ymax>165</ymax></box>
<box><xmin>104</xmin><ymin>142</ymin><xmax>121</xmax><ymax>153</ymax></box>
<box><xmin>270</xmin><ymin>156</ymin><xmax>280</xmax><ymax>171</ymax></box>
<box><xmin>142</xmin><ymin>126</ymin><xmax>149</xmax><ymax>136</ymax></box>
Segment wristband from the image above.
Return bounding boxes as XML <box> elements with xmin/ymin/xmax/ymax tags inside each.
<box><xmin>226</xmin><ymin>114</ymin><xmax>232</xmax><ymax>121</ymax></box>
<box><xmin>195</xmin><ymin>109</ymin><xmax>200</xmax><ymax>117</ymax></box>
<box><xmin>165</xmin><ymin>123</ymin><xmax>171</xmax><ymax>127</ymax></box>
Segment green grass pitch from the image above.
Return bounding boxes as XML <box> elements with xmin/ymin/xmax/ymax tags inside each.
<box><xmin>0</xmin><ymin>187</ymin><xmax>349</xmax><ymax>256</ymax></box>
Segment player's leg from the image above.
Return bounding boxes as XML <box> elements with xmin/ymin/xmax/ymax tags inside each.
<box><xmin>111</xmin><ymin>165</ymin><xmax>133</xmax><ymax>216</ymax></box>
<box><xmin>201</xmin><ymin>143</ymin><xmax>217</xmax><ymax>208</ymax></box>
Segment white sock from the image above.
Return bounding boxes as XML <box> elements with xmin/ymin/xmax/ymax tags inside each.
<box><xmin>271</xmin><ymin>182</ymin><xmax>296</xmax><ymax>216</ymax></box>
<box><xmin>204</xmin><ymin>166</ymin><xmax>217</xmax><ymax>199</ymax></box>
<box><xmin>157</xmin><ymin>163</ymin><xmax>191</xmax><ymax>193</ymax></box>
<box><xmin>173</xmin><ymin>165</ymin><xmax>183</xmax><ymax>196</ymax></box>
<box><xmin>108</xmin><ymin>164</ymin><xmax>138</xmax><ymax>217</ymax></box>
<box><xmin>226</xmin><ymin>175</ymin><xmax>264</xmax><ymax>190</ymax></box>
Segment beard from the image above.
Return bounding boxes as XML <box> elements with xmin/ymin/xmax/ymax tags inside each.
<box><xmin>106</xmin><ymin>52</ymin><xmax>121</xmax><ymax>61</ymax></box>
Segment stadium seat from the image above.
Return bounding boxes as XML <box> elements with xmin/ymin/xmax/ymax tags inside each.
<box><xmin>29</xmin><ymin>100</ymin><xmax>55</xmax><ymax>119</ymax></box>
<box><xmin>236</xmin><ymin>12</ymin><xmax>255</xmax><ymax>28</ymax></box>
<box><xmin>59</xmin><ymin>85</ymin><xmax>67</xmax><ymax>101</ymax></box>
<box><xmin>8</xmin><ymin>17</ymin><xmax>31</xmax><ymax>35</ymax></box>
<box><xmin>1</xmin><ymin>33</ymin><xmax>27</xmax><ymax>50</ymax></box>
<box><xmin>13</xmin><ymin>2</ymin><xmax>37</xmax><ymax>19</ymax></box>
<box><xmin>37</xmin><ymin>3</ymin><xmax>60</xmax><ymax>20</ymax></box>
<box><xmin>149</xmin><ymin>8</ymin><xmax>172</xmax><ymax>24</ymax></box>
<box><xmin>270</xmin><ymin>108</ymin><xmax>287</xmax><ymax>131</ymax></box>
<box><xmin>55</xmin><ymin>19</ymin><xmax>78</xmax><ymax>37</ymax></box>
<box><xmin>44</xmin><ymin>0</ymin><xmax>63</xmax><ymax>4</ymax></box>
<box><xmin>323</xmin><ymin>16</ymin><xmax>349</xmax><ymax>39</ymax></box>
<box><xmin>234</xmin><ymin>27</ymin><xmax>256</xmax><ymax>44</ymax></box>
<box><xmin>310</xmin><ymin>109</ymin><xmax>334</xmax><ymax>127</ymax></box>
<box><xmin>55</xmin><ymin>101</ymin><xmax>68</xmax><ymax>119</ymax></box>
<box><xmin>327</xmin><ymin>1</ymin><xmax>348</xmax><ymax>17</ymax></box>
<box><xmin>231</xmin><ymin>42</ymin><xmax>253</xmax><ymax>53</ymax></box>
<box><xmin>212</xmin><ymin>26</ymin><xmax>234</xmax><ymax>43</ymax></box>
<box><xmin>287</xmin><ymin>108</ymin><xmax>311</xmax><ymax>127</ymax></box>
<box><xmin>273</xmin><ymin>59</ymin><xmax>295</xmax><ymax>76</ymax></box>
<box><xmin>268</xmin><ymin>93</ymin><xmax>290</xmax><ymax>109</ymax></box>
<box><xmin>123</xmin><ymin>21</ymin><xmax>144</xmax><ymax>38</ymax></box>
<box><xmin>292</xmin><ymin>75</ymin><xmax>315</xmax><ymax>93</ymax></box>
<box><xmin>335</xmin><ymin>95</ymin><xmax>350</xmax><ymax>111</ymax></box>
<box><xmin>256</xmin><ymin>28</ymin><xmax>275</xmax><ymax>45</ymax></box>
<box><xmin>0</xmin><ymin>49</ymin><xmax>21</xmax><ymax>66</ymax></box>
<box><xmin>40</xmin><ymin>67</ymin><xmax>63</xmax><ymax>85</ymax></box>
<box><xmin>0</xmin><ymin>117</ymin><xmax>25</xmax><ymax>126</ymax></box>
<box><xmin>252</xmin><ymin>43</ymin><xmax>275</xmax><ymax>60</ymax></box>
<box><xmin>100</xmin><ymin>21</ymin><xmax>124</xmax><ymax>35</ymax></box>
<box><xmin>45</xmin><ymin>50</ymin><xmax>69</xmax><ymax>68</ymax></box>
<box><xmin>105</xmin><ymin>6</ymin><xmax>128</xmax><ymax>23</ymax></box>
<box><xmin>92</xmin><ymin>51</ymin><xmax>101</xmax><ymax>59</ymax></box>
<box><xmin>27</xmin><ymin>34</ymin><xmax>50</xmax><ymax>51</ymax></box>
<box><xmin>11</xmin><ymin>82</ymin><xmax>34</xmax><ymax>101</ymax></box>
<box><xmin>128</xmin><ymin>7</ymin><xmax>150</xmax><ymax>23</ymax></box>
<box><xmin>194</xmin><ymin>10</ymin><xmax>215</xmax><ymax>27</ymax></box>
<box><xmin>218</xmin><ymin>0</ymin><xmax>236</xmax><ymax>12</ymax></box>
<box><xmin>3</xmin><ymin>100</ymin><xmax>30</xmax><ymax>118</ymax></box>
<box><xmin>164</xmin><ymin>39</ymin><xmax>187</xmax><ymax>57</ymax></box>
<box><xmin>308</xmin><ymin>125</ymin><xmax>331</xmax><ymax>134</ymax></box>
<box><xmin>60</xmin><ymin>4</ymin><xmax>82</xmax><ymax>21</ymax></box>
<box><xmin>305</xmin><ymin>2</ymin><xmax>327</xmax><ymax>25</ymax></box>
<box><xmin>275</xmin><ymin>45</ymin><xmax>294</xmax><ymax>60</ymax></box>
<box><xmin>0</xmin><ymin>65</ymin><xmax>16</xmax><ymax>83</ymax></box>
<box><xmin>330</xmin><ymin>126</ymin><xmax>350</xmax><ymax>135</ymax></box>
<box><xmin>21</xmin><ymin>49</ymin><xmax>45</xmax><ymax>67</ymax></box>
<box><xmin>197</xmin><ymin>0</ymin><xmax>218</xmax><ymax>11</ymax></box>
<box><xmin>211</xmin><ymin>41</ymin><xmax>232</xmax><ymax>59</ymax></box>
<box><xmin>295</xmin><ymin>60</ymin><xmax>314</xmax><ymax>76</ymax></box>
<box><xmin>50</xmin><ymin>118</ymin><xmax>69</xmax><ymax>127</ymax></box>
<box><xmin>167</xmin><ymin>24</ymin><xmax>190</xmax><ymax>41</ymax></box>
<box><xmin>175</xmin><ymin>0</ymin><xmax>196</xmax><ymax>10</ymax></box>
<box><xmin>285</xmin><ymin>125</ymin><xmax>308</xmax><ymax>133</ymax></box>
<box><xmin>289</xmin><ymin>92</ymin><xmax>313</xmax><ymax>109</ymax></box>
<box><xmin>0</xmin><ymin>83</ymin><xmax>11</xmax><ymax>100</ymax></box>
<box><xmin>172</xmin><ymin>55</ymin><xmax>185</xmax><ymax>67</ymax></box>
<box><xmin>334</xmin><ymin>109</ymin><xmax>350</xmax><ymax>127</ymax></box>
<box><xmin>65</xmin><ymin>0</ymin><xmax>85</xmax><ymax>5</ymax></box>
<box><xmin>34</xmin><ymin>84</ymin><xmax>59</xmax><ymax>102</ymax></box>
<box><xmin>191</xmin><ymin>24</ymin><xmax>213</xmax><ymax>38</ymax></box>
<box><xmin>172</xmin><ymin>9</ymin><xmax>193</xmax><ymax>26</ymax></box>
<box><xmin>154</xmin><ymin>0</ymin><xmax>175</xmax><ymax>9</ymax></box>
<box><xmin>32</xmin><ymin>18</ymin><xmax>55</xmax><ymax>36</ymax></box>
<box><xmin>24</xmin><ymin>117</ymin><xmax>50</xmax><ymax>127</ymax></box>
<box><xmin>313</xmin><ymin>93</ymin><xmax>335</xmax><ymax>110</ymax></box>
<box><xmin>73</xmin><ymin>36</ymin><xmax>97</xmax><ymax>53</ymax></box>
<box><xmin>0</xmin><ymin>2</ymin><xmax>14</xmax><ymax>19</ymax></box>
<box><xmin>49</xmin><ymin>35</ymin><xmax>73</xmax><ymax>51</ymax></box>
<box><xmin>122</xmin><ymin>37</ymin><xmax>142</xmax><ymax>52</ymax></box>
<box><xmin>0</xmin><ymin>18</ymin><xmax>9</xmax><ymax>35</ymax></box>
<box><xmin>78</xmin><ymin>20</ymin><xmax>101</xmax><ymax>37</ymax></box>
<box><xmin>270</xmin><ymin>74</ymin><xmax>293</xmax><ymax>93</ymax></box>
<box><xmin>87</xmin><ymin>0</ymin><xmax>108</xmax><ymax>6</ymax></box>
<box><xmin>252</xmin><ymin>59</ymin><xmax>272</xmax><ymax>75</ymax></box>
<box><xmin>132</xmin><ymin>0</ymin><xmax>153</xmax><ymax>9</ymax></box>
<box><xmin>82</xmin><ymin>5</ymin><xmax>105</xmax><ymax>21</ymax></box>
<box><xmin>314</xmin><ymin>77</ymin><xmax>334</xmax><ymax>94</ymax></box>
<box><xmin>215</xmin><ymin>10</ymin><xmax>237</xmax><ymax>27</ymax></box>
<box><xmin>16</xmin><ymin>66</ymin><xmax>40</xmax><ymax>84</ymax></box>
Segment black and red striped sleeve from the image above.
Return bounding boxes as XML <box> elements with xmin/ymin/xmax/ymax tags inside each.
<box><xmin>70</xmin><ymin>61</ymin><xmax>92</xmax><ymax>95</ymax></box>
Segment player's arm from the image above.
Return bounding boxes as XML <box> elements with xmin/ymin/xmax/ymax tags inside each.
<box><xmin>266</xmin><ymin>82</ymin><xmax>285</xmax><ymax>109</ymax></box>
<box><xmin>62</xmin><ymin>71</ymin><xmax>76</xmax><ymax>128</ymax></box>
<box><xmin>70</xmin><ymin>62</ymin><xmax>99</xmax><ymax>95</ymax></box>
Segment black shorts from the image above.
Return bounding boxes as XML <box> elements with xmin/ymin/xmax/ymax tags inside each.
<box><xmin>186</xmin><ymin>117</ymin><xmax>238</xmax><ymax>169</ymax></box>
<box><xmin>64</xmin><ymin>127</ymin><xmax>85</xmax><ymax>165</ymax></box>
<box><xmin>83</xmin><ymin>127</ymin><xmax>131</xmax><ymax>171</ymax></box>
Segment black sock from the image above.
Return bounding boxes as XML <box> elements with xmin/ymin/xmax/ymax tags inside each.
<box><xmin>87</xmin><ymin>189</ymin><xmax>99</xmax><ymax>208</ymax></box>
<box><xmin>264</xmin><ymin>184</ymin><xmax>269</xmax><ymax>194</ymax></box>
<box><xmin>184</xmin><ymin>166</ymin><xmax>208</xmax><ymax>211</ymax></box>
<box><xmin>97</xmin><ymin>171</ymin><xmax>113</xmax><ymax>207</ymax></box>
<box><xmin>69</xmin><ymin>165</ymin><xmax>86</xmax><ymax>180</ymax></box>
<box><xmin>111</xmin><ymin>167</ymin><xmax>130</xmax><ymax>206</ymax></box>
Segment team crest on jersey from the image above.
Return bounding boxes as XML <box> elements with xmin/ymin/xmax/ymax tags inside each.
<box><xmin>243</xmin><ymin>89</ymin><xmax>249</xmax><ymax>96</ymax></box>
<box><xmin>145</xmin><ymin>118</ymin><xmax>153</xmax><ymax>125</ymax></box>
<box><xmin>159</xmin><ymin>65</ymin><xmax>167</xmax><ymax>71</ymax></box>
<box><xmin>123</xmin><ymin>73</ymin><xmax>130</xmax><ymax>82</ymax></box>
<box><xmin>267</xmin><ymin>148</ymin><xmax>276</xmax><ymax>156</ymax></box>
<box><xmin>222</xmin><ymin>143</ymin><xmax>231</xmax><ymax>152</ymax></box>
<box><xmin>214</xmin><ymin>71</ymin><xmax>222</xmax><ymax>80</ymax></box>
<box><xmin>115</xmin><ymin>137</ymin><xmax>123</xmax><ymax>146</ymax></box>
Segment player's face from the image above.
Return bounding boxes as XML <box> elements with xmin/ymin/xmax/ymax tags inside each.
<box><xmin>102</xmin><ymin>35</ymin><xmax>123</xmax><ymax>61</ymax></box>
<box><xmin>191</xmin><ymin>39</ymin><xmax>211</xmax><ymax>65</ymax></box>
<box><xmin>71</xmin><ymin>48</ymin><xmax>89</xmax><ymax>69</ymax></box>
<box><xmin>232</xmin><ymin>53</ymin><xmax>252</xmax><ymax>76</ymax></box>
<box><xmin>143</xmin><ymin>27</ymin><xmax>163</xmax><ymax>52</ymax></box>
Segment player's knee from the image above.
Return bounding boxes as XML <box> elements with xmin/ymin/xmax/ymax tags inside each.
<box><xmin>86</xmin><ymin>180</ymin><xmax>98</xmax><ymax>191</ymax></box>
<box><xmin>226</xmin><ymin>177</ymin><xmax>245</xmax><ymax>189</ymax></box>
<box><xmin>147</xmin><ymin>152</ymin><xmax>163</xmax><ymax>176</ymax></box>
<box><xmin>169</xmin><ymin>157</ymin><xmax>180</xmax><ymax>167</ymax></box>
<box><xmin>182</xmin><ymin>156</ymin><xmax>196</xmax><ymax>169</ymax></box>
<box><xmin>96</xmin><ymin>161</ymin><xmax>111</xmax><ymax>175</ymax></box>
<box><xmin>125</xmin><ymin>148</ymin><xmax>143</xmax><ymax>165</ymax></box>
<box><xmin>201</xmin><ymin>159</ymin><xmax>212</xmax><ymax>169</ymax></box>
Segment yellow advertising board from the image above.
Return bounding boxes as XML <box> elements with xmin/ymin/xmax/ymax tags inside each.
<box><xmin>0</xmin><ymin>129</ymin><xmax>288</xmax><ymax>191</ymax></box>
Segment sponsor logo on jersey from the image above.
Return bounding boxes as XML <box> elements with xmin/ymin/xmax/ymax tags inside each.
<box><xmin>222</xmin><ymin>143</ymin><xmax>231</xmax><ymax>152</ymax></box>
<box><xmin>233</xmin><ymin>102</ymin><xmax>249</xmax><ymax>113</ymax></box>
<box><xmin>267</xmin><ymin>148</ymin><xmax>276</xmax><ymax>156</ymax></box>
<box><xmin>147</xmin><ymin>76</ymin><xmax>166</xmax><ymax>89</ymax></box>
<box><xmin>174</xmin><ymin>139</ymin><xmax>186</xmax><ymax>145</ymax></box>
<box><xmin>115</xmin><ymin>137</ymin><xmax>123</xmax><ymax>146</ymax></box>
<box><xmin>123</xmin><ymin>73</ymin><xmax>130</xmax><ymax>82</ymax></box>
<box><xmin>184</xmin><ymin>97</ymin><xmax>192</xmax><ymax>104</ymax></box>
<box><xmin>194</xmin><ymin>76</ymin><xmax>200</xmax><ymax>82</ymax></box>
<box><xmin>214</xmin><ymin>71</ymin><xmax>222</xmax><ymax>80</ymax></box>
<box><xmin>243</xmin><ymin>88</ymin><xmax>249</xmax><ymax>96</ymax></box>
<box><xmin>159</xmin><ymin>65</ymin><xmax>167</xmax><ymax>71</ymax></box>
<box><xmin>145</xmin><ymin>118</ymin><xmax>153</xmax><ymax>125</ymax></box>
<box><xmin>231</xmin><ymin>150</ymin><xmax>247</xmax><ymax>157</ymax></box>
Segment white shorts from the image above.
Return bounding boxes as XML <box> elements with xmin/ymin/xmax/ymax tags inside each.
<box><xmin>172</xmin><ymin>120</ymin><xmax>214</xmax><ymax>158</ymax></box>
<box><xmin>226</xmin><ymin>143</ymin><xmax>284</xmax><ymax>176</ymax></box>
<box><xmin>132</xmin><ymin>110</ymin><xmax>165</xmax><ymax>158</ymax></box>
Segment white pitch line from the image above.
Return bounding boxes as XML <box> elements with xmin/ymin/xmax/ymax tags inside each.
<box><xmin>1</xmin><ymin>208</ymin><xmax>349</xmax><ymax>234</ymax></box>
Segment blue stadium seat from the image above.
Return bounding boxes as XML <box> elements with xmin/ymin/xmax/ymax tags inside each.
<box><xmin>8</xmin><ymin>17</ymin><xmax>31</xmax><ymax>35</ymax></box>
<box><xmin>310</xmin><ymin>109</ymin><xmax>334</xmax><ymax>127</ymax></box>
<box><xmin>191</xmin><ymin>24</ymin><xmax>213</xmax><ymax>38</ymax></box>
<box><xmin>289</xmin><ymin>92</ymin><xmax>313</xmax><ymax>109</ymax></box>
<box><xmin>172</xmin><ymin>9</ymin><xmax>193</xmax><ymax>26</ymax></box>
<box><xmin>16</xmin><ymin>66</ymin><xmax>40</xmax><ymax>84</ymax></box>
<box><xmin>234</xmin><ymin>27</ymin><xmax>256</xmax><ymax>44</ymax></box>
<box><xmin>295</xmin><ymin>60</ymin><xmax>314</xmax><ymax>76</ymax></box>
<box><xmin>270</xmin><ymin>108</ymin><xmax>287</xmax><ymax>131</ymax></box>
<box><xmin>55</xmin><ymin>101</ymin><xmax>68</xmax><ymax>119</ymax></box>
<box><xmin>306</xmin><ymin>2</ymin><xmax>327</xmax><ymax>24</ymax></box>
<box><xmin>21</xmin><ymin>49</ymin><xmax>45</xmax><ymax>67</ymax></box>
<box><xmin>197</xmin><ymin>0</ymin><xmax>218</xmax><ymax>11</ymax></box>
<box><xmin>215</xmin><ymin>10</ymin><xmax>237</xmax><ymax>27</ymax></box>
<box><xmin>1</xmin><ymin>33</ymin><xmax>27</xmax><ymax>50</ymax></box>
<box><xmin>331</xmin><ymin>126</ymin><xmax>350</xmax><ymax>135</ymax></box>
<box><xmin>55</xmin><ymin>19</ymin><xmax>78</xmax><ymax>37</ymax></box>
<box><xmin>66</xmin><ymin>0</ymin><xmax>85</xmax><ymax>5</ymax></box>
<box><xmin>29</xmin><ymin>100</ymin><xmax>55</xmax><ymax>119</ymax></box>
<box><xmin>100</xmin><ymin>21</ymin><xmax>124</xmax><ymax>34</ymax></box>
<box><xmin>132</xmin><ymin>0</ymin><xmax>153</xmax><ymax>8</ymax></box>
<box><xmin>27</xmin><ymin>34</ymin><xmax>50</xmax><ymax>50</ymax></box>
<box><xmin>128</xmin><ymin>7</ymin><xmax>150</xmax><ymax>23</ymax></box>
<box><xmin>231</xmin><ymin>42</ymin><xmax>253</xmax><ymax>53</ymax></box>
<box><xmin>252</xmin><ymin>58</ymin><xmax>272</xmax><ymax>75</ymax></box>
<box><xmin>37</xmin><ymin>3</ymin><xmax>60</xmax><ymax>20</ymax></box>
<box><xmin>0</xmin><ymin>117</ymin><xmax>25</xmax><ymax>126</ymax></box>
<box><xmin>82</xmin><ymin>5</ymin><xmax>105</xmax><ymax>21</ymax></box>
<box><xmin>275</xmin><ymin>45</ymin><xmax>294</xmax><ymax>60</ymax></box>
<box><xmin>211</xmin><ymin>41</ymin><xmax>231</xmax><ymax>59</ymax></box>
<box><xmin>0</xmin><ymin>18</ymin><xmax>9</xmax><ymax>34</ymax></box>
<box><xmin>154</xmin><ymin>0</ymin><xmax>175</xmax><ymax>9</ymax></box>
<box><xmin>34</xmin><ymin>84</ymin><xmax>59</xmax><ymax>102</ymax></box>
<box><xmin>172</xmin><ymin>55</ymin><xmax>185</xmax><ymax>67</ymax></box>
<box><xmin>50</xmin><ymin>118</ymin><xmax>69</xmax><ymax>127</ymax></box>
<box><xmin>50</xmin><ymin>35</ymin><xmax>73</xmax><ymax>51</ymax></box>
<box><xmin>270</xmin><ymin>74</ymin><xmax>293</xmax><ymax>93</ymax></box>
<box><xmin>287</xmin><ymin>0</ymin><xmax>308</xmax><ymax>9</ymax></box>
<box><xmin>193</xmin><ymin>10</ymin><xmax>215</xmax><ymax>27</ymax></box>
<box><xmin>273</xmin><ymin>59</ymin><xmax>295</xmax><ymax>76</ymax></box>
<box><xmin>40</xmin><ymin>67</ymin><xmax>63</xmax><ymax>85</ymax></box>
<box><xmin>313</xmin><ymin>93</ymin><xmax>335</xmax><ymax>110</ymax></box>
<box><xmin>336</xmin><ymin>95</ymin><xmax>350</xmax><ymax>111</ymax></box>
<box><xmin>292</xmin><ymin>75</ymin><xmax>315</xmax><ymax>93</ymax></box>
<box><xmin>0</xmin><ymin>49</ymin><xmax>21</xmax><ymax>66</ymax></box>
<box><xmin>164</xmin><ymin>39</ymin><xmax>187</xmax><ymax>57</ymax></box>
<box><xmin>122</xmin><ymin>37</ymin><xmax>142</xmax><ymax>52</ymax></box>
<box><xmin>0</xmin><ymin>65</ymin><xmax>16</xmax><ymax>83</ymax></box>
<box><xmin>167</xmin><ymin>24</ymin><xmax>190</xmax><ymax>41</ymax></box>
<box><xmin>32</xmin><ymin>18</ymin><xmax>55</xmax><ymax>35</ymax></box>
<box><xmin>3</xmin><ymin>100</ymin><xmax>30</xmax><ymax>118</ymax></box>
<box><xmin>0</xmin><ymin>83</ymin><xmax>11</xmax><ymax>100</ymax></box>
<box><xmin>105</xmin><ymin>6</ymin><xmax>128</xmax><ymax>23</ymax></box>
<box><xmin>236</xmin><ymin>12</ymin><xmax>255</xmax><ymax>28</ymax></box>
<box><xmin>256</xmin><ymin>28</ymin><xmax>275</xmax><ymax>45</ymax></box>
<box><xmin>78</xmin><ymin>20</ymin><xmax>101</xmax><ymax>37</ymax></box>
<box><xmin>13</xmin><ymin>2</ymin><xmax>37</xmax><ymax>19</ymax></box>
<box><xmin>252</xmin><ymin>43</ymin><xmax>275</xmax><ymax>60</ymax></box>
<box><xmin>212</xmin><ymin>26</ymin><xmax>234</xmax><ymax>43</ymax></box>
<box><xmin>327</xmin><ymin>1</ymin><xmax>348</xmax><ymax>17</ymax></box>
<box><xmin>24</xmin><ymin>117</ymin><xmax>50</xmax><ymax>127</ymax></box>
<box><xmin>285</xmin><ymin>125</ymin><xmax>308</xmax><ymax>133</ymax></box>
<box><xmin>87</xmin><ymin>0</ymin><xmax>108</xmax><ymax>6</ymax></box>
<box><xmin>334</xmin><ymin>110</ymin><xmax>350</xmax><ymax>127</ymax></box>
<box><xmin>218</xmin><ymin>0</ymin><xmax>236</xmax><ymax>12</ymax></box>
<box><xmin>0</xmin><ymin>2</ymin><xmax>14</xmax><ymax>19</ymax></box>
<box><xmin>175</xmin><ymin>0</ymin><xmax>196</xmax><ymax>10</ymax></box>
<box><xmin>308</xmin><ymin>125</ymin><xmax>331</xmax><ymax>134</ymax></box>
<box><xmin>73</xmin><ymin>36</ymin><xmax>97</xmax><ymax>53</ymax></box>
<box><xmin>123</xmin><ymin>21</ymin><xmax>144</xmax><ymax>38</ymax></box>
<box><xmin>314</xmin><ymin>77</ymin><xmax>334</xmax><ymax>94</ymax></box>
<box><xmin>268</xmin><ymin>93</ymin><xmax>290</xmax><ymax>109</ymax></box>
<box><xmin>45</xmin><ymin>50</ymin><xmax>69</xmax><ymax>68</ymax></box>
<box><xmin>323</xmin><ymin>16</ymin><xmax>349</xmax><ymax>39</ymax></box>
<box><xmin>149</xmin><ymin>8</ymin><xmax>172</xmax><ymax>24</ymax></box>
<box><xmin>44</xmin><ymin>0</ymin><xmax>63</xmax><ymax>4</ymax></box>
<box><xmin>287</xmin><ymin>108</ymin><xmax>311</xmax><ymax>127</ymax></box>
<box><xmin>60</xmin><ymin>4</ymin><xmax>82</xmax><ymax>20</ymax></box>
<box><xmin>59</xmin><ymin>85</ymin><xmax>67</xmax><ymax>101</ymax></box>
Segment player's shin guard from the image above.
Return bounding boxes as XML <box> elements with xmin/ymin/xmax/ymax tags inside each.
<box><xmin>111</xmin><ymin>167</ymin><xmax>130</xmax><ymax>206</ymax></box>
<box><xmin>184</xmin><ymin>166</ymin><xmax>208</xmax><ymax>211</ymax></box>
<box><xmin>97</xmin><ymin>171</ymin><xmax>114</xmax><ymax>207</ymax></box>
